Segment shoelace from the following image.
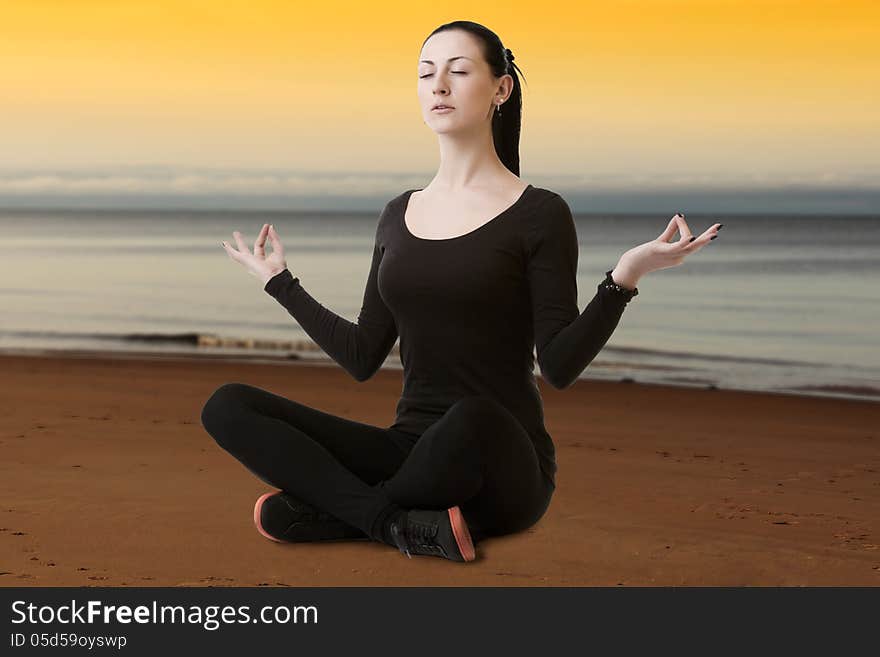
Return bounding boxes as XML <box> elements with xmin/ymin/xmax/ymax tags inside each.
<box><xmin>393</xmin><ymin>515</ymin><xmax>444</xmax><ymax>559</ymax></box>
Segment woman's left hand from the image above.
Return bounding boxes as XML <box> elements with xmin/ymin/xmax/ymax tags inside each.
<box><xmin>612</xmin><ymin>213</ymin><xmax>722</xmax><ymax>288</ymax></box>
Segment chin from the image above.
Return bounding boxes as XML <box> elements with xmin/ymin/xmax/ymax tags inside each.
<box><xmin>427</xmin><ymin>116</ymin><xmax>477</xmax><ymax>134</ymax></box>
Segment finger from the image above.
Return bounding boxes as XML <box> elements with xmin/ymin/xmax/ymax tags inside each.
<box><xmin>254</xmin><ymin>223</ymin><xmax>269</xmax><ymax>256</ymax></box>
<box><xmin>681</xmin><ymin>223</ymin><xmax>722</xmax><ymax>252</ymax></box>
<box><xmin>657</xmin><ymin>216</ymin><xmax>676</xmax><ymax>242</ymax></box>
<box><xmin>657</xmin><ymin>214</ymin><xmax>681</xmax><ymax>242</ymax></box>
<box><xmin>220</xmin><ymin>240</ymin><xmax>243</xmax><ymax>263</ymax></box>
<box><xmin>232</xmin><ymin>230</ymin><xmax>251</xmax><ymax>256</ymax></box>
<box><xmin>268</xmin><ymin>224</ymin><xmax>285</xmax><ymax>257</ymax></box>
<box><xmin>673</xmin><ymin>215</ymin><xmax>693</xmax><ymax>242</ymax></box>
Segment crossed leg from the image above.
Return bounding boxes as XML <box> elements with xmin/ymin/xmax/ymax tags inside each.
<box><xmin>201</xmin><ymin>383</ymin><xmax>553</xmax><ymax>543</ymax></box>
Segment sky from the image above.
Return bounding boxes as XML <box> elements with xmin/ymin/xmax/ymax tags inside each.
<box><xmin>1</xmin><ymin>1</ymin><xmax>878</xmax><ymax>212</ymax></box>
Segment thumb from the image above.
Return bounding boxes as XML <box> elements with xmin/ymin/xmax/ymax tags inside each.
<box><xmin>657</xmin><ymin>215</ymin><xmax>679</xmax><ymax>243</ymax></box>
<box><xmin>268</xmin><ymin>224</ymin><xmax>285</xmax><ymax>257</ymax></box>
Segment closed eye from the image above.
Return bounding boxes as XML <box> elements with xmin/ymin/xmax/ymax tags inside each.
<box><xmin>419</xmin><ymin>72</ymin><xmax>467</xmax><ymax>78</ymax></box>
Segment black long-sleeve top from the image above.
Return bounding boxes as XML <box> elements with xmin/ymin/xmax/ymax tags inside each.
<box><xmin>263</xmin><ymin>185</ymin><xmax>635</xmax><ymax>484</ymax></box>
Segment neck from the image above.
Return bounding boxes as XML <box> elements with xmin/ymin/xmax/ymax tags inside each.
<box><xmin>431</xmin><ymin>126</ymin><xmax>512</xmax><ymax>191</ymax></box>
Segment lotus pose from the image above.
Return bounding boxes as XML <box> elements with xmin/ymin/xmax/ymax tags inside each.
<box><xmin>201</xmin><ymin>20</ymin><xmax>721</xmax><ymax>563</ymax></box>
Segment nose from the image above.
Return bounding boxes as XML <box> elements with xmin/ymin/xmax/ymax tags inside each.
<box><xmin>432</xmin><ymin>73</ymin><xmax>450</xmax><ymax>94</ymax></box>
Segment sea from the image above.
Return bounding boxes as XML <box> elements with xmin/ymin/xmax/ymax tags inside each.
<box><xmin>3</xmin><ymin>206</ymin><xmax>878</xmax><ymax>402</ymax></box>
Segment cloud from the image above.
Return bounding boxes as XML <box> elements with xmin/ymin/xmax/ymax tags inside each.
<box><xmin>0</xmin><ymin>166</ymin><xmax>878</xmax><ymax>197</ymax></box>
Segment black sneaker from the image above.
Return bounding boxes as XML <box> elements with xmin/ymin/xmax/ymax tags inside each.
<box><xmin>389</xmin><ymin>505</ymin><xmax>476</xmax><ymax>562</ymax></box>
<box><xmin>253</xmin><ymin>490</ymin><xmax>369</xmax><ymax>542</ymax></box>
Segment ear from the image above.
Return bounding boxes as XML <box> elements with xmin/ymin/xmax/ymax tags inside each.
<box><xmin>499</xmin><ymin>73</ymin><xmax>514</xmax><ymax>99</ymax></box>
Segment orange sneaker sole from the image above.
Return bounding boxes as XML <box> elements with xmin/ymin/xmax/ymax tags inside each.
<box><xmin>448</xmin><ymin>506</ymin><xmax>476</xmax><ymax>562</ymax></box>
<box><xmin>254</xmin><ymin>490</ymin><xmax>284</xmax><ymax>543</ymax></box>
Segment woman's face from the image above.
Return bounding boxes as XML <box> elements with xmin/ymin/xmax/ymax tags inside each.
<box><xmin>417</xmin><ymin>30</ymin><xmax>508</xmax><ymax>134</ymax></box>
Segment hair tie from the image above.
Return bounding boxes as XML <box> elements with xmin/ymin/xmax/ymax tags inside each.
<box><xmin>504</xmin><ymin>48</ymin><xmax>515</xmax><ymax>63</ymax></box>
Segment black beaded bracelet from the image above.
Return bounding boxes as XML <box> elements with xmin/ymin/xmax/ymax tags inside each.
<box><xmin>600</xmin><ymin>269</ymin><xmax>639</xmax><ymax>301</ymax></box>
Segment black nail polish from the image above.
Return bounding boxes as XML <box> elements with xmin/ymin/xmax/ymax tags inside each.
<box><xmin>717</xmin><ymin>224</ymin><xmax>723</xmax><ymax>230</ymax></box>
<box><xmin>710</xmin><ymin>235</ymin><xmax>717</xmax><ymax>240</ymax></box>
<box><xmin>689</xmin><ymin>236</ymin><xmax>696</xmax><ymax>242</ymax></box>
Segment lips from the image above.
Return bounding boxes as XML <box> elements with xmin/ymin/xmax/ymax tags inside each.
<box><xmin>432</xmin><ymin>104</ymin><xmax>454</xmax><ymax>110</ymax></box>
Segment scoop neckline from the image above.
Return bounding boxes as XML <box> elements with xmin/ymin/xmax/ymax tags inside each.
<box><xmin>401</xmin><ymin>184</ymin><xmax>534</xmax><ymax>242</ymax></box>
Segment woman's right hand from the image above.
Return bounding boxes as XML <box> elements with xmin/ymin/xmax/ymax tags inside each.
<box><xmin>221</xmin><ymin>223</ymin><xmax>288</xmax><ymax>286</ymax></box>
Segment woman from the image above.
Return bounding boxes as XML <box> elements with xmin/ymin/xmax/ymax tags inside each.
<box><xmin>201</xmin><ymin>20</ymin><xmax>721</xmax><ymax>564</ymax></box>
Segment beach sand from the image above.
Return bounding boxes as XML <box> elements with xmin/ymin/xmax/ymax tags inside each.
<box><xmin>1</xmin><ymin>351</ymin><xmax>878</xmax><ymax>586</ymax></box>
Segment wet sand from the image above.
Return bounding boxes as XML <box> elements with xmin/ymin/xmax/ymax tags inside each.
<box><xmin>1</xmin><ymin>351</ymin><xmax>878</xmax><ymax>586</ymax></box>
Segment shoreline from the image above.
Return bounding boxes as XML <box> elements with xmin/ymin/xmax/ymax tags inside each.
<box><xmin>0</xmin><ymin>345</ymin><xmax>876</xmax><ymax>404</ymax></box>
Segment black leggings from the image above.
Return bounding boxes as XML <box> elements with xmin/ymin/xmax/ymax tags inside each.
<box><xmin>200</xmin><ymin>382</ymin><xmax>555</xmax><ymax>544</ymax></box>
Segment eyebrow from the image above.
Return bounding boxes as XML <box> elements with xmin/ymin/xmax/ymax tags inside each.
<box><xmin>419</xmin><ymin>56</ymin><xmax>474</xmax><ymax>65</ymax></box>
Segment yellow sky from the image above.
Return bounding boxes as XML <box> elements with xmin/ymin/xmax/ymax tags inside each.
<box><xmin>1</xmin><ymin>0</ymin><xmax>877</xmax><ymax>185</ymax></box>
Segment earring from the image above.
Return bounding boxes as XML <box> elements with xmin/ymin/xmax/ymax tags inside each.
<box><xmin>496</xmin><ymin>102</ymin><xmax>502</xmax><ymax>118</ymax></box>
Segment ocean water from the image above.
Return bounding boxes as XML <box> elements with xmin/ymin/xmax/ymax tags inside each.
<box><xmin>2</xmin><ymin>206</ymin><xmax>879</xmax><ymax>401</ymax></box>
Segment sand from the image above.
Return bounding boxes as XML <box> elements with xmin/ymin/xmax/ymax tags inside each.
<box><xmin>1</xmin><ymin>351</ymin><xmax>878</xmax><ymax>586</ymax></box>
